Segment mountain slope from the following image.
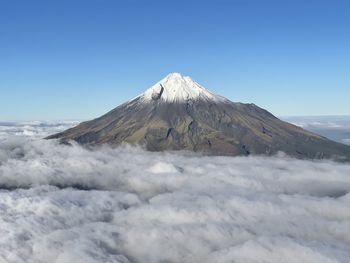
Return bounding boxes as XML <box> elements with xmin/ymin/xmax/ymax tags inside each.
<box><xmin>47</xmin><ymin>73</ymin><xmax>350</xmax><ymax>161</ymax></box>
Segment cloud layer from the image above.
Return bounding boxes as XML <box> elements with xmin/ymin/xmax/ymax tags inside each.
<box><xmin>283</xmin><ymin>116</ymin><xmax>350</xmax><ymax>145</ymax></box>
<box><xmin>0</xmin><ymin>121</ymin><xmax>78</xmax><ymax>140</ymax></box>
<box><xmin>0</xmin><ymin>122</ymin><xmax>350</xmax><ymax>263</ymax></box>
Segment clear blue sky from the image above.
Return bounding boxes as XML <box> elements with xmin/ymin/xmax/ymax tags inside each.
<box><xmin>1</xmin><ymin>0</ymin><xmax>349</xmax><ymax>121</ymax></box>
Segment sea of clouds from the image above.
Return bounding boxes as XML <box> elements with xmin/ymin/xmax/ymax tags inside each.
<box><xmin>0</xmin><ymin>120</ymin><xmax>350</xmax><ymax>263</ymax></box>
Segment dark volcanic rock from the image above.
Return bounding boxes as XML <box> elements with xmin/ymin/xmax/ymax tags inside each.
<box><xmin>47</xmin><ymin>73</ymin><xmax>350</xmax><ymax>161</ymax></box>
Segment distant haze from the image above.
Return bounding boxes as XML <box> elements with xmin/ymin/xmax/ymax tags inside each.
<box><xmin>282</xmin><ymin>116</ymin><xmax>350</xmax><ymax>146</ymax></box>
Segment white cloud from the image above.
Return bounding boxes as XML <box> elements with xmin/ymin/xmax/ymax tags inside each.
<box><xmin>0</xmin><ymin>123</ymin><xmax>350</xmax><ymax>262</ymax></box>
<box><xmin>282</xmin><ymin>116</ymin><xmax>350</xmax><ymax>129</ymax></box>
<box><xmin>342</xmin><ymin>139</ymin><xmax>350</xmax><ymax>144</ymax></box>
<box><xmin>0</xmin><ymin>121</ymin><xmax>79</xmax><ymax>140</ymax></box>
<box><xmin>282</xmin><ymin>116</ymin><xmax>350</xmax><ymax>145</ymax></box>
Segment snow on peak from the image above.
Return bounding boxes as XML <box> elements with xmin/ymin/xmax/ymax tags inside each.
<box><xmin>140</xmin><ymin>73</ymin><xmax>227</xmax><ymax>103</ymax></box>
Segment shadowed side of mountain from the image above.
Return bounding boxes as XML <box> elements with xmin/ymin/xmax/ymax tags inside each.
<box><xmin>47</xmin><ymin>95</ymin><xmax>350</xmax><ymax>161</ymax></box>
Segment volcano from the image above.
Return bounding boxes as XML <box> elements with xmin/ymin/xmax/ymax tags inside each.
<box><xmin>48</xmin><ymin>73</ymin><xmax>350</xmax><ymax>161</ymax></box>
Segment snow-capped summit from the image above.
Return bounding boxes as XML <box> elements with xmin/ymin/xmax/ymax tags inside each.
<box><xmin>140</xmin><ymin>73</ymin><xmax>227</xmax><ymax>103</ymax></box>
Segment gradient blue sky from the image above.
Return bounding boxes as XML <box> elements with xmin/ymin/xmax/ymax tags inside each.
<box><xmin>1</xmin><ymin>0</ymin><xmax>349</xmax><ymax>121</ymax></box>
